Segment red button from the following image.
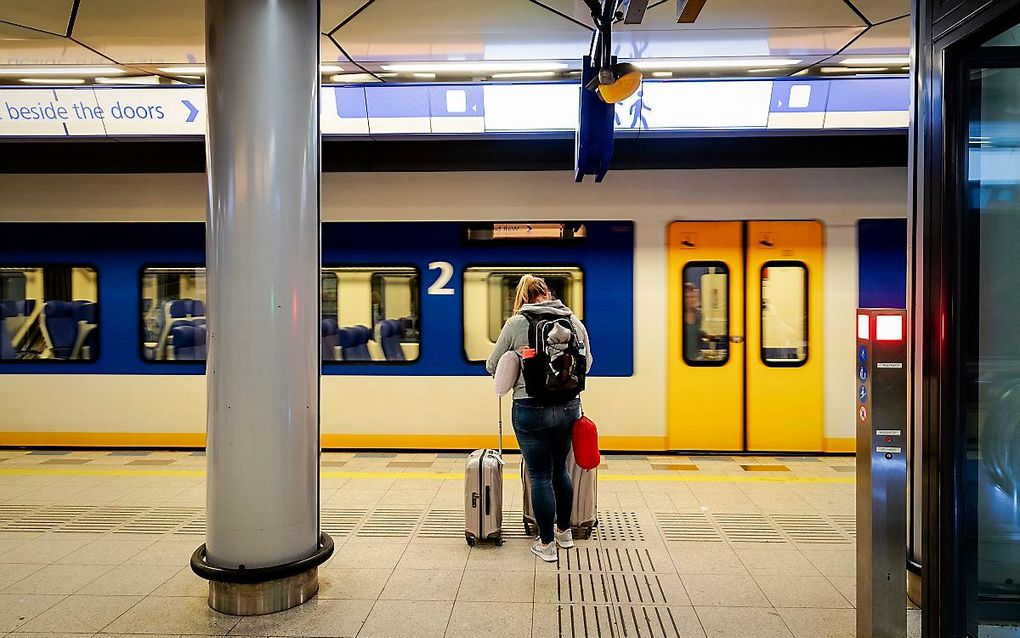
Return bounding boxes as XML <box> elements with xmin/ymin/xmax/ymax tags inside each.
<box><xmin>885</xmin><ymin>436</ymin><xmax>892</xmax><ymax>443</ymax></box>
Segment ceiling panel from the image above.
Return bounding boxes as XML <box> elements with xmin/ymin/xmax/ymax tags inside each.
<box><xmin>841</xmin><ymin>17</ymin><xmax>910</xmax><ymax>55</ymax></box>
<box><xmin>849</xmin><ymin>0</ymin><xmax>910</xmax><ymax>25</ymax></box>
<box><xmin>0</xmin><ymin>22</ymin><xmax>110</xmax><ymax>66</ymax></box>
<box><xmin>73</xmin><ymin>0</ymin><xmax>203</xmax><ymax>64</ymax></box>
<box><xmin>548</xmin><ymin>0</ymin><xmax>865</xmax><ymax>29</ymax></box>
<box><xmin>0</xmin><ymin>0</ymin><xmax>74</xmax><ymax>35</ymax></box>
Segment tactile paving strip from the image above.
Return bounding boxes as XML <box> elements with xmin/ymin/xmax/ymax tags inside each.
<box><xmin>354</xmin><ymin>508</ymin><xmax>423</xmax><ymax>539</ymax></box>
<box><xmin>594</xmin><ymin>511</ymin><xmax>645</xmax><ymax>542</ymax></box>
<box><xmin>711</xmin><ymin>512</ymin><xmax>787</xmax><ymax>544</ymax></box>
<box><xmin>653</xmin><ymin>512</ymin><xmax>723</xmax><ymax>543</ymax></box>
<box><xmin>770</xmin><ymin>513</ymin><xmax>851</xmax><ymax>544</ymax></box>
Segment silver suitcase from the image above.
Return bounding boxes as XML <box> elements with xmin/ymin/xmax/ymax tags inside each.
<box><xmin>522</xmin><ymin>448</ymin><xmax>598</xmax><ymax>539</ymax></box>
<box><xmin>464</xmin><ymin>401</ymin><xmax>505</xmax><ymax>546</ymax></box>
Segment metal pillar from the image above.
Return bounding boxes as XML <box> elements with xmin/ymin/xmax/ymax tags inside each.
<box><xmin>190</xmin><ymin>0</ymin><xmax>331</xmax><ymax>615</ymax></box>
<box><xmin>856</xmin><ymin>309</ymin><xmax>908</xmax><ymax>637</ymax></box>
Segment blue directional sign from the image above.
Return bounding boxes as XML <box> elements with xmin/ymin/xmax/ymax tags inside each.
<box><xmin>858</xmin><ymin>346</ymin><xmax>868</xmax><ymax>363</ymax></box>
<box><xmin>859</xmin><ymin>365</ymin><xmax>868</xmax><ymax>382</ymax></box>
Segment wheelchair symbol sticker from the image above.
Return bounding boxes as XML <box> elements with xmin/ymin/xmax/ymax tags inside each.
<box><xmin>859</xmin><ymin>385</ymin><xmax>868</xmax><ymax>403</ymax></box>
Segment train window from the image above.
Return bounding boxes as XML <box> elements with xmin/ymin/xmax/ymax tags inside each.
<box><xmin>463</xmin><ymin>266</ymin><xmax>584</xmax><ymax>362</ymax></box>
<box><xmin>682</xmin><ymin>262</ymin><xmax>729</xmax><ymax>366</ymax></box>
<box><xmin>322</xmin><ymin>267</ymin><xmax>419</xmax><ymax>363</ymax></box>
<box><xmin>760</xmin><ymin>261</ymin><xmax>808</xmax><ymax>366</ymax></box>
<box><xmin>1</xmin><ymin>266</ymin><xmax>99</xmax><ymax>362</ymax></box>
<box><xmin>141</xmin><ymin>267</ymin><xmax>207</xmax><ymax>361</ymax></box>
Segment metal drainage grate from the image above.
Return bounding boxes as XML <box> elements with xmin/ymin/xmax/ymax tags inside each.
<box><xmin>771</xmin><ymin>514</ymin><xmax>851</xmax><ymax>545</ymax></box>
<box><xmin>712</xmin><ymin>513</ymin><xmax>786</xmax><ymax>544</ymax></box>
<box><xmin>594</xmin><ymin>511</ymin><xmax>644</xmax><ymax>542</ymax></box>
<box><xmin>321</xmin><ymin>509</ymin><xmax>368</xmax><ymax>538</ymax></box>
<box><xmin>117</xmin><ymin>507</ymin><xmax>202</xmax><ymax>535</ymax></box>
<box><xmin>828</xmin><ymin>513</ymin><xmax>856</xmax><ymax>540</ymax></box>
<box><xmin>58</xmin><ymin>506</ymin><xmax>148</xmax><ymax>534</ymax></box>
<box><xmin>560</xmin><ymin>547</ymin><xmax>662</xmax><ymax>574</ymax></box>
<box><xmin>654</xmin><ymin>512</ymin><xmax>722</xmax><ymax>543</ymax></box>
<box><xmin>355</xmin><ymin>508</ymin><xmax>423</xmax><ymax>539</ymax></box>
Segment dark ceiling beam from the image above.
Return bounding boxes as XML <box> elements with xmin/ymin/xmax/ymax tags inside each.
<box><xmin>525</xmin><ymin>0</ymin><xmax>594</xmax><ymax>31</ymax></box>
<box><xmin>327</xmin><ymin>0</ymin><xmax>377</xmax><ymax>35</ymax></box>
<box><xmin>65</xmin><ymin>0</ymin><xmax>81</xmax><ymax>37</ymax></box>
<box><xmin>676</xmin><ymin>0</ymin><xmax>708</xmax><ymax>23</ymax></box>
<box><xmin>0</xmin><ymin>18</ymin><xmax>65</xmax><ymax>38</ymax></box>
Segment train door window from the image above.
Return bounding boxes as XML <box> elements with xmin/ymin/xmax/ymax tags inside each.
<box><xmin>1</xmin><ymin>266</ymin><xmax>99</xmax><ymax>362</ymax></box>
<box><xmin>682</xmin><ymin>262</ymin><xmax>729</xmax><ymax>365</ymax></box>
<box><xmin>322</xmin><ymin>267</ymin><xmax>419</xmax><ymax>363</ymax></box>
<box><xmin>760</xmin><ymin>261</ymin><xmax>808</xmax><ymax>366</ymax></box>
<box><xmin>463</xmin><ymin>266</ymin><xmax>584</xmax><ymax>362</ymax></box>
<box><xmin>141</xmin><ymin>267</ymin><xmax>207</xmax><ymax>361</ymax></box>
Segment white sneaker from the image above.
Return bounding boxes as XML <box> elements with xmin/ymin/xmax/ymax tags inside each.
<box><xmin>532</xmin><ymin>539</ymin><xmax>558</xmax><ymax>562</ymax></box>
<box><xmin>554</xmin><ymin>527</ymin><xmax>575</xmax><ymax>549</ymax></box>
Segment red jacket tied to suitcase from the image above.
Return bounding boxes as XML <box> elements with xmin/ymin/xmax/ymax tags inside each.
<box><xmin>572</xmin><ymin>414</ymin><xmax>600</xmax><ymax>470</ymax></box>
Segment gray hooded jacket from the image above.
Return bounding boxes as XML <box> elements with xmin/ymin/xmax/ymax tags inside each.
<box><xmin>485</xmin><ymin>300</ymin><xmax>593</xmax><ymax>401</ymax></box>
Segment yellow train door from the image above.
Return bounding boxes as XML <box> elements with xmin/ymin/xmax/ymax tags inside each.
<box><xmin>667</xmin><ymin>220</ymin><xmax>824</xmax><ymax>452</ymax></box>
<box><xmin>745</xmin><ymin>221</ymin><xmax>824</xmax><ymax>451</ymax></box>
<box><xmin>667</xmin><ymin>222</ymin><xmax>745</xmax><ymax>450</ymax></box>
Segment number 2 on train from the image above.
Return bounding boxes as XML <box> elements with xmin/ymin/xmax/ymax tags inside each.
<box><xmin>427</xmin><ymin>261</ymin><xmax>455</xmax><ymax>295</ymax></box>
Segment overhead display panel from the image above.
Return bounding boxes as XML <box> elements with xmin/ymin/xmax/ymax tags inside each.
<box><xmin>0</xmin><ymin>77</ymin><xmax>909</xmax><ymax>138</ymax></box>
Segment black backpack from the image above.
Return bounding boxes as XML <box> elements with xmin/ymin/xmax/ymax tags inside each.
<box><xmin>520</xmin><ymin>311</ymin><xmax>587</xmax><ymax>404</ymax></box>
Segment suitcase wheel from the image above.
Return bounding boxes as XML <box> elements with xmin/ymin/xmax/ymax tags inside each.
<box><xmin>495</xmin><ymin>537</ymin><xmax>504</xmax><ymax>546</ymax></box>
<box><xmin>580</xmin><ymin>527</ymin><xmax>593</xmax><ymax>540</ymax></box>
<box><xmin>466</xmin><ymin>536</ymin><xmax>476</xmax><ymax>547</ymax></box>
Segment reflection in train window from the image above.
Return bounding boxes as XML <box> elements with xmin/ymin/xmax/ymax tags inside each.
<box><xmin>761</xmin><ymin>261</ymin><xmax>808</xmax><ymax>366</ymax></box>
<box><xmin>141</xmin><ymin>267</ymin><xmax>207</xmax><ymax>361</ymax></box>
<box><xmin>682</xmin><ymin>262</ymin><xmax>729</xmax><ymax>366</ymax></box>
<box><xmin>1</xmin><ymin>266</ymin><xmax>99</xmax><ymax>362</ymax></box>
<box><xmin>322</xmin><ymin>267</ymin><xmax>419</xmax><ymax>363</ymax></box>
<box><xmin>463</xmin><ymin>266</ymin><xmax>584</xmax><ymax>362</ymax></box>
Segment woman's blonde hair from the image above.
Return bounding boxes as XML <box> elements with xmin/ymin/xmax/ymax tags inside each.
<box><xmin>513</xmin><ymin>274</ymin><xmax>551</xmax><ymax>313</ymax></box>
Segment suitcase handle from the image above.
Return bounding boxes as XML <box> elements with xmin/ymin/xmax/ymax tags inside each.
<box><xmin>485</xmin><ymin>485</ymin><xmax>491</xmax><ymax>515</ymax></box>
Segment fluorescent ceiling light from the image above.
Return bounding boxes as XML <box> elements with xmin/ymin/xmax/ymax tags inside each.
<box><xmin>413</xmin><ymin>72</ymin><xmax>436</xmax><ymax>79</ymax></box>
<box><xmin>821</xmin><ymin>66</ymin><xmax>888</xmax><ymax>73</ymax></box>
<box><xmin>630</xmin><ymin>58</ymin><xmax>801</xmax><ymax>70</ymax></box>
<box><xmin>95</xmin><ymin>75</ymin><xmax>161</xmax><ymax>85</ymax></box>
<box><xmin>19</xmin><ymin>78</ymin><xmax>85</xmax><ymax>85</ymax></box>
<box><xmin>329</xmin><ymin>73</ymin><xmax>396</xmax><ymax>83</ymax></box>
<box><xmin>747</xmin><ymin>68</ymin><xmax>782</xmax><ymax>73</ymax></box>
<box><xmin>651</xmin><ymin>71</ymin><xmax>673</xmax><ymax>78</ymax></box>
<box><xmin>381</xmin><ymin>61</ymin><xmax>568</xmax><ymax>73</ymax></box>
<box><xmin>159</xmin><ymin>64</ymin><xmax>344</xmax><ymax>75</ymax></box>
<box><xmin>841</xmin><ymin>56</ymin><xmax>910</xmax><ymax>66</ymax></box>
<box><xmin>490</xmin><ymin>71</ymin><xmax>557</xmax><ymax>79</ymax></box>
<box><xmin>0</xmin><ymin>66</ymin><xmax>125</xmax><ymax>76</ymax></box>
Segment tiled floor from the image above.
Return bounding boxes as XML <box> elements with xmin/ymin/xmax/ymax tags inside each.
<box><xmin>0</xmin><ymin>450</ymin><xmax>922</xmax><ymax>638</ymax></box>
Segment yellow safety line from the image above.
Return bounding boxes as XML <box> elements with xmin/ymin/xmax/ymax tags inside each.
<box><xmin>0</xmin><ymin>467</ymin><xmax>853</xmax><ymax>484</ymax></box>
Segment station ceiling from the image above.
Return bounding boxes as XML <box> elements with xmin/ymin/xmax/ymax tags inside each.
<box><xmin>0</xmin><ymin>0</ymin><xmax>909</xmax><ymax>85</ymax></box>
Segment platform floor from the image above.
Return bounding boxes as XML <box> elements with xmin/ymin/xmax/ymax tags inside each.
<box><xmin>0</xmin><ymin>450</ymin><xmax>920</xmax><ymax>638</ymax></box>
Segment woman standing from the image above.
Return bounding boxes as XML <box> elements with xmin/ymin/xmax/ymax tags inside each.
<box><xmin>486</xmin><ymin>275</ymin><xmax>593</xmax><ymax>562</ymax></box>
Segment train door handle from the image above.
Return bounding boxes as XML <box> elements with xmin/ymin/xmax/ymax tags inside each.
<box><xmin>730</xmin><ymin>336</ymin><xmax>745</xmax><ymax>344</ymax></box>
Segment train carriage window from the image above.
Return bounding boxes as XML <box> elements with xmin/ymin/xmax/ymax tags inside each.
<box><xmin>323</xmin><ymin>267</ymin><xmax>419</xmax><ymax>363</ymax></box>
<box><xmin>463</xmin><ymin>266</ymin><xmax>584</xmax><ymax>362</ymax></box>
<box><xmin>682</xmin><ymin>263</ymin><xmax>729</xmax><ymax>366</ymax></box>
<box><xmin>760</xmin><ymin>261</ymin><xmax>808</xmax><ymax>366</ymax></box>
<box><xmin>141</xmin><ymin>267</ymin><xmax>207</xmax><ymax>361</ymax></box>
<box><xmin>1</xmin><ymin>266</ymin><xmax>99</xmax><ymax>362</ymax></box>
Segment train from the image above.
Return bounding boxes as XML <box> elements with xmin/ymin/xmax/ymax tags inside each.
<box><xmin>0</xmin><ymin>167</ymin><xmax>907</xmax><ymax>452</ymax></box>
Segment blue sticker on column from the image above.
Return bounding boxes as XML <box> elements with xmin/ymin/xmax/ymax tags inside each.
<box><xmin>858</xmin><ymin>366</ymin><xmax>868</xmax><ymax>382</ymax></box>
<box><xmin>859</xmin><ymin>385</ymin><xmax>868</xmax><ymax>403</ymax></box>
<box><xmin>858</xmin><ymin>346</ymin><xmax>868</xmax><ymax>363</ymax></box>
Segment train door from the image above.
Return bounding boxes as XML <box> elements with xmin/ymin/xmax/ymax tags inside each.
<box><xmin>667</xmin><ymin>220</ymin><xmax>824</xmax><ymax>452</ymax></box>
<box><xmin>667</xmin><ymin>222</ymin><xmax>744</xmax><ymax>450</ymax></box>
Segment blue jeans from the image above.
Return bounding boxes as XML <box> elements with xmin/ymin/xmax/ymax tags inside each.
<box><xmin>512</xmin><ymin>398</ymin><xmax>581</xmax><ymax>544</ymax></box>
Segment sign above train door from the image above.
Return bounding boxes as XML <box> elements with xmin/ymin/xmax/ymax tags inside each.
<box><xmin>0</xmin><ymin>77</ymin><xmax>909</xmax><ymax>139</ymax></box>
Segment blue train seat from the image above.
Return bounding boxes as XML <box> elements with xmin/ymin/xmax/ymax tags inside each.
<box><xmin>379</xmin><ymin>319</ymin><xmax>406</xmax><ymax>361</ymax></box>
<box><xmin>71</xmin><ymin>302</ymin><xmax>98</xmax><ymax>359</ymax></box>
<box><xmin>338</xmin><ymin>325</ymin><xmax>371</xmax><ymax>361</ymax></box>
<box><xmin>194</xmin><ymin>325</ymin><xmax>207</xmax><ymax>359</ymax></box>
<box><xmin>169</xmin><ymin>325</ymin><xmax>198</xmax><ymax>360</ymax></box>
<box><xmin>41</xmin><ymin>301</ymin><xmax>78</xmax><ymax>359</ymax></box>
<box><xmin>158</xmin><ymin>298</ymin><xmax>205</xmax><ymax>359</ymax></box>
<box><xmin>321</xmin><ymin>318</ymin><xmax>339</xmax><ymax>361</ymax></box>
